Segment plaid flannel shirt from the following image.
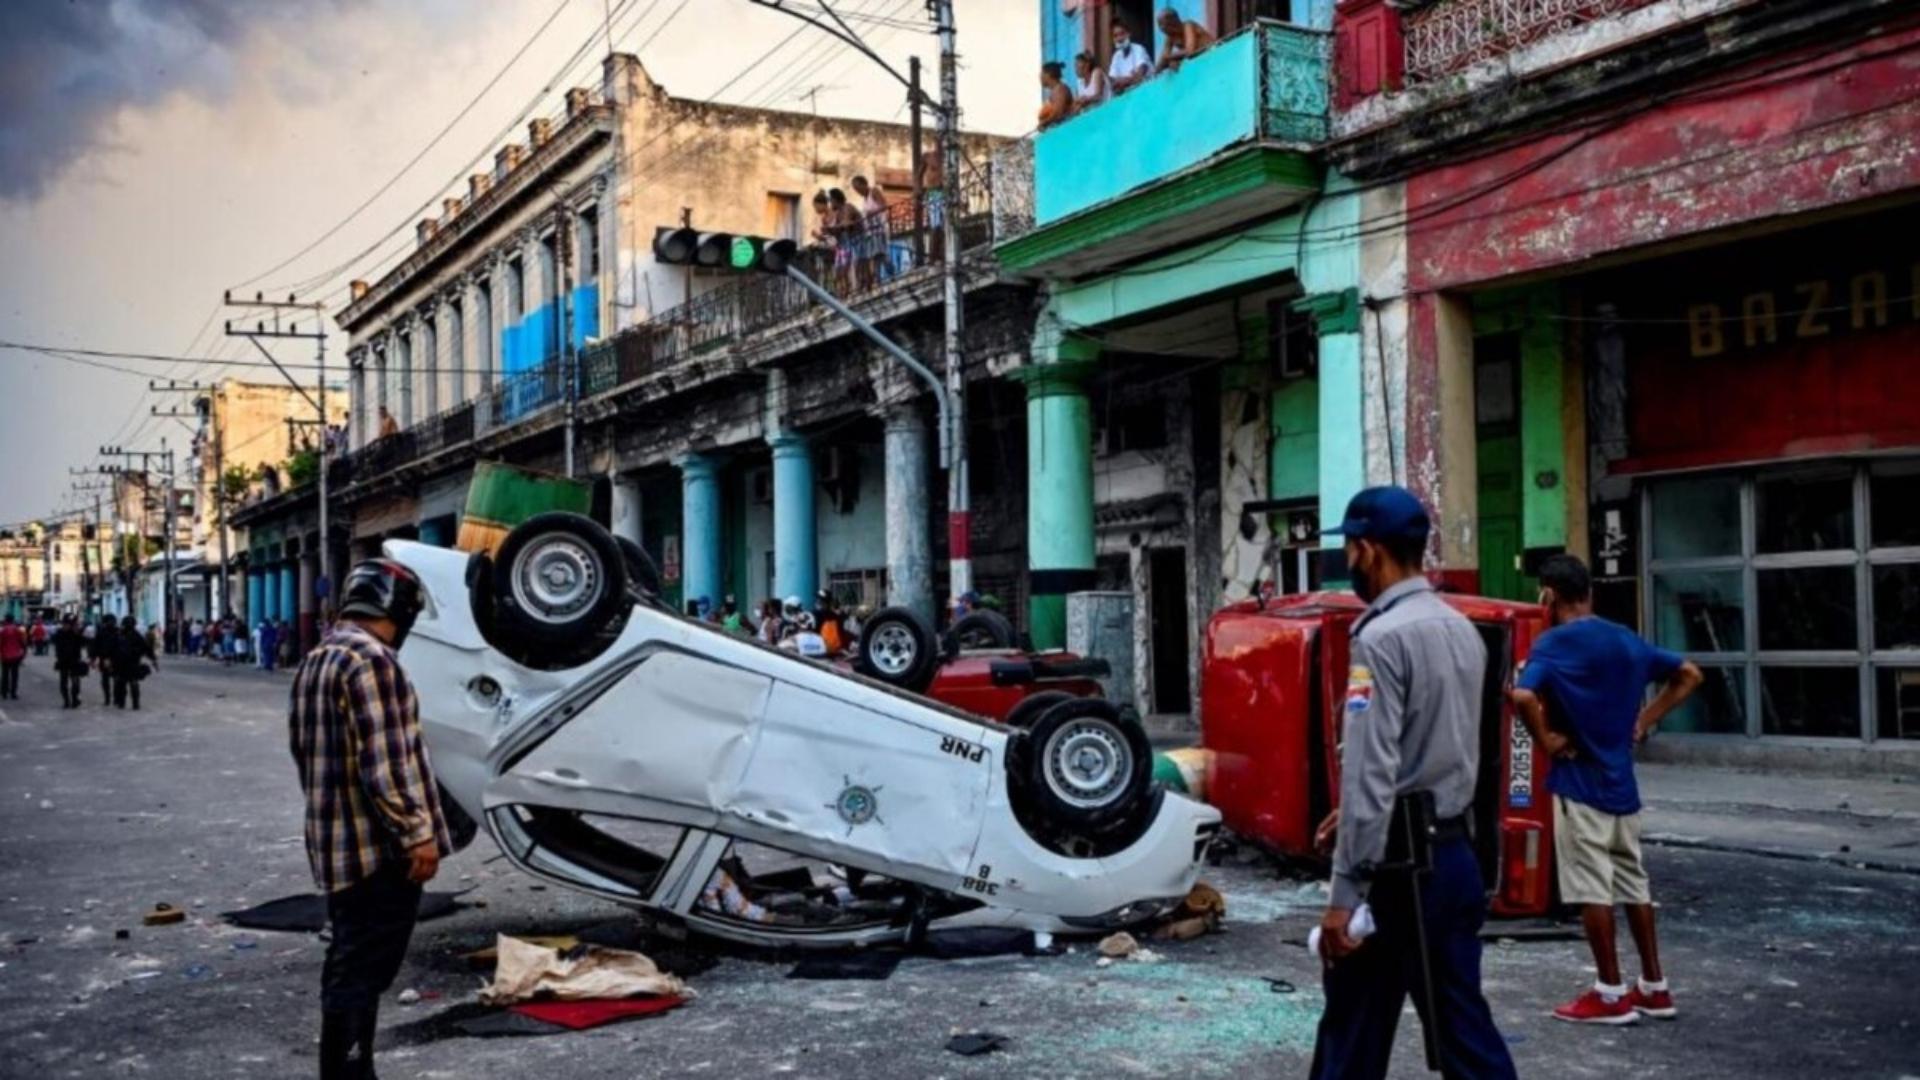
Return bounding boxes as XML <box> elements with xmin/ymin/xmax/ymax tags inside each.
<box><xmin>289</xmin><ymin>621</ymin><xmax>450</xmax><ymax>892</ymax></box>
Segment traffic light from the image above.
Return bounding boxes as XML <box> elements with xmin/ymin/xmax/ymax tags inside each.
<box><xmin>653</xmin><ymin>225</ymin><xmax>797</xmax><ymax>274</ymax></box>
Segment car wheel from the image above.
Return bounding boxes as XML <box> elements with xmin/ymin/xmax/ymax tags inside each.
<box><xmin>942</xmin><ymin>609</ymin><xmax>1015</xmax><ymax>656</ymax></box>
<box><xmin>853</xmin><ymin>606</ymin><xmax>939</xmax><ymax>692</ymax></box>
<box><xmin>1002</xmin><ymin>690</ymin><xmax>1078</xmax><ymax>732</ymax></box>
<box><xmin>491</xmin><ymin>512</ymin><xmax>628</xmax><ymax>667</ymax></box>
<box><xmin>615</xmin><ymin>535</ymin><xmax>664</xmax><ymax>600</ymax></box>
<box><xmin>1018</xmin><ymin>698</ymin><xmax>1153</xmax><ymax>832</ymax></box>
<box><xmin>439</xmin><ymin>782</ymin><xmax>479</xmax><ymax>852</ymax></box>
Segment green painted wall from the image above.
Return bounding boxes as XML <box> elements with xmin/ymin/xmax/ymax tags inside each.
<box><xmin>1473</xmin><ymin>287</ymin><xmax>1567</xmax><ymax>554</ymax></box>
<box><xmin>1271</xmin><ymin>377</ymin><xmax>1320</xmax><ymax>501</ymax></box>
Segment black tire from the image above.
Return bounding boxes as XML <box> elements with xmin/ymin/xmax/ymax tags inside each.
<box><xmin>1016</xmin><ymin>698</ymin><xmax>1154</xmax><ymax>832</ymax></box>
<box><xmin>942</xmin><ymin>609</ymin><xmax>1015</xmax><ymax>656</ymax></box>
<box><xmin>466</xmin><ymin>551</ymin><xmax>497</xmax><ymax>639</ymax></box>
<box><xmin>615</xmin><ymin>536</ymin><xmax>664</xmax><ymax>600</ymax></box>
<box><xmin>439</xmin><ymin>783</ymin><xmax>480</xmax><ymax>852</ymax></box>
<box><xmin>491</xmin><ymin>512</ymin><xmax>628</xmax><ymax>667</ymax></box>
<box><xmin>852</xmin><ymin>606</ymin><xmax>940</xmax><ymax>692</ymax></box>
<box><xmin>1002</xmin><ymin>690</ymin><xmax>1079</xmax><ymax>732</ymax></box>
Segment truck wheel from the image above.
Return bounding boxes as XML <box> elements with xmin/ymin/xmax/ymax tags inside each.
<box><xmin>942</xmin><ymin>609</ymin><xmax>1015</xmax><ymax>656</ymax></box>
<box><xmin>615</xmin><ymin>536</ymin><xmax>663</xmax><ymax>600</ymax></box>
<box><xmin>853</xmin><ymin>606</ymin><xmax>939</xmax><ymax>692</ymax></box>
<box><xmin>1018</xmin><ymin>699</ymin><xmax>1153</xmax><ymax>832</ymax></box>
<box><xmin>492</xmin><ymin>512</ymin><xmax>628</xmax><ymax>666</ymax></box>
<box><xmin>1002</xmin><ymin>690</ymin><xmax>1078</xmax><ymax>732</ymax></box>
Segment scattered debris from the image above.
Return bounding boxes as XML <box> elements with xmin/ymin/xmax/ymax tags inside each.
<box><xmin>38</xmin><ymin>800</ymin><xmax>53</xmax><ymax>811</ymax></box>
<box><xmin>397</xmin><ymin>989</ymin><xmax>422</xmax><ymax>1006</ymax></box>
<box><xmin>945</xmin><ymin>1032</ymin><xmax>1009</xmax><ymax>1057</ymax></box>
<box><xmin>463</xmin><ymin>935</ymin><xmax>579</xmax><ymax>969</ymax></box>
<box><xmin>787</xmin><ymin>950</ymin><xmax>904</xmax><ymax>981</ymax></box>
<box><xmin>222</xmin><ymin>890</ymin><xmax>465</xmax><ymax>933</ymax></box>
<box><xmin>181</xmin><ymin>964</ymin><xmax>213</xmax><ymax>980</ymax></box>
<box><xmin>1150</xmin><ymin>882</ymin><xmax>1226</xmax><ymax>941</ymax></box>
<box><xmin>142</xmin><ymin>904</ymin><xmax>185</xmax><ymax>927</ymax></box>
<box><xmin>113</xmin><ymin>930</ymin><xmax>129</xmax><ymax>941</ymax></box>
<box><xmin>480</xmin><ymin>935</ymin><xmax>689</xmax><ymax>1006</ymax></box>
<box><xmin>1097</xmin><ymin>932</ymin><xmax>1141</xmax><ymax>959</ymax></box>
<box><xmin>1261</xmin><ymin>977</ymin><xmax>1296</xmax><ymax>994</ymax></box>
<box><xmin>510</xmin><ymin>997</ymin><xmax>684</xmax><ymax>1031</ymax></box>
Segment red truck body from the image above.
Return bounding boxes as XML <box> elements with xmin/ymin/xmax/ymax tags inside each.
<box><xmin>920</xmin><ymin>651</ymin><xmax>1107</xmax><ymax>722</ymax></box>
<box><xmin>1202</xmin><ymin>589</ymin><xmax>1556</xmax><ymax>917</ymax></box>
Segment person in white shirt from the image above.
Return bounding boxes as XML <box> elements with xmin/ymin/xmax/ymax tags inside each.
<box><xmin>1073</xmin><ymin>51</ymin><xmax>1111</xmax><ymax>111</ymax></box>
<box><xmin>1108</xmin><ymin>21</ymin><xmax>1153</xmax><ymax>94</ymax></box>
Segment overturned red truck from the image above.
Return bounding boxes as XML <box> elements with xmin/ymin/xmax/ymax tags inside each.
<box><xmin>1201</xmin><ymin>590</ymin><xmax>1557</xmax><ymax>917</ymax></box>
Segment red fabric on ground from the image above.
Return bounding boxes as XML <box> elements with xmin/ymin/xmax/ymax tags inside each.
<box><xmin>507</xmin><ymin>996</ymin><xmax>685</xmax><ymax>1030</ymax></box>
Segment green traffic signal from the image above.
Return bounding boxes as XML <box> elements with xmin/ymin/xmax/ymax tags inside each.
<box><xmin>729</xmin><ymin>236</ymin><xmax>759</xmax><ymax>270</ymax></box>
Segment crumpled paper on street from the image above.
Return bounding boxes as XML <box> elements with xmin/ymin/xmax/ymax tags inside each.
<box><xmin>479</xmin><ymin>934</ymin><xmax>692</xmax><ymax>1005</ymax></box>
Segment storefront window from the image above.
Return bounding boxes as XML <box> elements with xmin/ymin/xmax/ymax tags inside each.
<box><xmin>1757</xmin><ymin>566</ymin><xmax>1857</xmax><ymax>651</ymax></box>
<box><xmin>1760</xmin><ymin>667</ymin><xmax>1860</xmax><ymax>738</ymax></box>
<box><xmin>1872</xmin><ymin>563</ymin><xmax>1920</xmax><ymax>651</ymax></box>
<box><xmin>1756</xmin><ymin>472</ymin><xmax>1853</xmax><ymax>553</ymax></box>
<box><xmin>1650</xmin><ymin>476</ymin><xmax>1740</xmax><ymax>560</ymax></box>
<box><xmin>1869</xmin><ymin>464</ymin><xmax>1920</xmax><ymax>548</ymax></box>
<box><xmin>1664</xmin><ymin>665</ymin><xmax>1745</xmax><ymax>735</ymax></box>
<box><xmin>1651</xmin><ymin>570</ymin><xmax>1743</xmax><ymax>652</ymax></box>
<box><xmin>1875</xmin><ymin>667</ymin><xmax>1920</xmax><ymax>741</ymax></box>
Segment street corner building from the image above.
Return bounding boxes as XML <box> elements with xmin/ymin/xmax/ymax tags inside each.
<box><xmin>232</xmin><ymin>1</ymin><xmax>1920</xmax><ymax>768</ymax></box>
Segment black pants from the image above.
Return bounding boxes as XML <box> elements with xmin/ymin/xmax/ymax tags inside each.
<box><xmin>113</xmin><ymin>675</ymin><xmax>141</xmax><ymax>710</ymax></box>
<box><xmin>59</xmin><ymin>670</ymin><xmax>83</xmax><ymax>706</ymax></box>
<box><xmin>322</xmin><ymin>861</ymin><xmax>422</xmax><ymax>1013</ymax></box>
<box><xmin>0</xmin><ymin>661</ymin><xmax>19</xmax><ymax>699</ymax></box>
<box><xmin>1310</xmin><ymin>837</ymin><xmax>1519</xmax><ymax>1080</ymax></box>
<box><xmin>98</xmin><ymin>667</ymin><xmax>112</xmax><ymax>703</ymax></box>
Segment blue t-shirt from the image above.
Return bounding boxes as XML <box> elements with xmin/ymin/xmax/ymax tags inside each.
<box><xmin>1517</xmin><ymin>617</ymin><xmax>1682</xmax><ymax>816</ymax></box>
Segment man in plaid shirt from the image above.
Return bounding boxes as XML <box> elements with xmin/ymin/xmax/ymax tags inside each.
<box><xmin>289</xmin><ymin>558</ymin><xmax>450</xmax><ymax>1080</ymax></box>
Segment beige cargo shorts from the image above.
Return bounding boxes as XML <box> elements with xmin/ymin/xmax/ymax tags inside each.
<box><xmin>1554</xmin><ymin>795</ymin><xmax>1651</xmax><ymax>905</ymax></box>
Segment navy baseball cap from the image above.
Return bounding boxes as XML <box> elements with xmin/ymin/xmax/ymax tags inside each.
<box><xmin>1324</xmin><ymin>486</ymin><xmax>1431</xmax><ymax>543</ymax></box>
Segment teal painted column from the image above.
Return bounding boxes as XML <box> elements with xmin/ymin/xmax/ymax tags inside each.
<box><xmin>678</xmin><ymin>453</ymin><xmax>723</xmax><ymax>612</ymax></box>
<box><xmin>1298</xmin><ymin>290</ymin><xmax>1365</xmax><ymax>544</ymax></box>
<box><xmin>769</xmin><ymin>433</ymin><xmax>818</xmax><ymax>606</ymax></box>
<box><xmin>246</xmin><ymin>567</ymin><xmax>264</xmax><ymax>625</ymax></box>
<box><xmin>1016</xmin><ymin>341</ymin><xmax>1099</xmax><ymax>650</ymax></box>
<box><xmin>262</xmin><ymin>563</ymin><xmax>280</xmax><ymax>622</ymax></box>
<box><xmin>279</xmin><ymin>560</ymin><xmax>298</xmax><ymax>624</ymax></box>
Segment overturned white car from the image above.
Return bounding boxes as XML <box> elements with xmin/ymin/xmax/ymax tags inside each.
<box><xmin>388</xmin><ymin>513</ymin><xmax>1220</xmax><ymax>948</ymax></box>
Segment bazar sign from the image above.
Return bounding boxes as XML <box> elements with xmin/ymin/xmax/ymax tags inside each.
<box><xmin>1684</xmin><ymin>263</ymin><xmax>1920</xmax><ymax>358</ymax></box>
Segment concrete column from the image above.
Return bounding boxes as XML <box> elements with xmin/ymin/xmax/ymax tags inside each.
<box><xmin>882</xmin><ymin>405</ymin><xmax>933</xmax><ymax>622</ymax></box>
<box><xmin>770</xmin><ymin>433</ymin><xmax>818</xmax><ymax>606</ymax></box>
<box><xmin>279</xmin><ymin>560</ymin><xmax>298</xmax><ymax>627</ymax></box>
<box><xmin>1403</xmin><ymin>292</ymin><xmax>1479</xmax><ymax>589</ymax></box>
<box><xmin>262</xmin><ymin>563</ymin><xmax>280</xmax><ymax>622</ymax></box>
<box><xmin>1297</xmin><ymin>290</ymin><xmax>1366</xmax><ymax>548</ymax></box>
<box><xmin>678</xmin><ymin>453</ymin><xmax>723</xmax><ymax>612</ymax></box>
<box><xmin>610</xmin><ymin>473</ymin><xmax>644</xmax><ymax>548</ymax></box>
<box><xmin>1016</xmin><ymin>343</ymin><xmax>1099</xmax><ymax>650</ymax></box>
<box><xmin>246</xmin><ymin>567</ymin><xmax>263</xmax><ymax>625</ymax></box>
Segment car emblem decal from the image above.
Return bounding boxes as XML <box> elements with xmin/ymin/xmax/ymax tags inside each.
<box><xmin>828</xmin><ymin>777</ymin><xmax>884</xmax><ymax>836</ymax></box>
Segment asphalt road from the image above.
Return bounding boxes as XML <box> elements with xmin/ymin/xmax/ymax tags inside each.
<box><xmin>1</xmin><ymin>657</ymin><xmax>1916</xmax><ymax>1079</ymax></box>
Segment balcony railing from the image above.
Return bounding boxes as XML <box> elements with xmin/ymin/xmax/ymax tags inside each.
<box><xmin>1026</xmin><ymin>20</ymin><xmax>1329</xmax><ymax>230</ymax></box>
<box><xmin>1401</xmin><ymin>0</ymin><xmax>1662</xmax><ymax>83</ymax></box>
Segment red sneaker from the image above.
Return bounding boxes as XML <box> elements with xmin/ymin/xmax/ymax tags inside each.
<box><xmin>1628</xmin><ymin>985</ymin><xmax>1677</xmax><ymax>1019</ymax></box>
<box><xmin>1552</xmin><ymin>989</ymin><xmax>1640</xmax><ymax>1025</ymax></box>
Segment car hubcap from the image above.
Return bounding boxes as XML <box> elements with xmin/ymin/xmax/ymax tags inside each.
<box><xmin>1042</xmin><ymin>719</ymin><xmax>1130</xmax><ymax>810</ymax></box>
<box><xmin>511</xmin><ymin>536</ymin><xmax>602</xmax><ymax>624</ymax></box>
<box><xmin>868</xmin><ymin>623</ymin><xmax>917</xmax><ymax>676</ymax></box>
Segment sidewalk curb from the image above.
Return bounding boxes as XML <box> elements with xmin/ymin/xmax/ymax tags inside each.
<box><xmin>1643</xmin><ymin>832</ymin><xmax>1920</xmax><ymax>877</ymax></box>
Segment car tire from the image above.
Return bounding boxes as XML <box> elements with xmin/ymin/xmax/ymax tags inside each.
<box><xmin>942</xmin><ymin>609</ymin><xmax>1015</xmax><ymax>656</ymax></box>
<box><xmin>853</xmin><ymin>606</ymin><xmax>939</xmax><ymax>692</ymax></box>
<box><xmin>615</xmin><ymin>535</ymin><xmax>664</xmax><ymax>600</ymax></box>
<box><xmin>1002</xmin><ymin>690</ymin><xmax>1079</xmax><ymax>732</ymax></box>
<box><xmin>439</xmin><ymin>782</ymin><xmax>479</xmax><ymax>852</ymax></box>
<box><xmin>491</xmin><ymin>512</ymin><xmax>629</xmax><ymax>667</ymax></box>
<box><xmin>1017</xmin><ymin>698</ymin><xmax>1153</xmax><ymax>833</ymax></box>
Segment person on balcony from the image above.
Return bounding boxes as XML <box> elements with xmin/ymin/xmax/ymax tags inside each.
<box><xmin>1155</xmin><ymin>8</ymin><xmax>1216</xmax><ymax>73</ymax></box>
<box><xmin>1038</xmin><ymin>61</ymin><xmax>1073</xmax><ymax>129</ymax></box>
<box><xmin>377</xmin><ymin>405</ymin><xmax>400</xmax><ymax>440</ymax></box>
<box><xmin>808</xmin><ymin>189</ymin><xmax>836</xmax><ymax>251</ymax></box>
<box><xmin>826</xmin><ymin>187</ymin><xmax>862</xmax><ymax>290</ymax></box>
<box><xmin>1108</xmin><ymin>20</ymin><xmax>1154</xmax><ymax>93</ymax></box>
<box><xmin>851</xmin><ymin>175</ymin><xmax>894</xmax><ymax>283</ymax></box>
<box><xmin>1072</xmin><ymin>51</ymin><xmax>1111</xmax><ymax>112</ymax></box>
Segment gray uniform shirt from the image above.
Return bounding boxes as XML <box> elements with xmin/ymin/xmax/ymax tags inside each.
<box><xmin>1330</xmin><ymin>576</ymin><xmax>1488</xmax><ymax>909</ymax></box>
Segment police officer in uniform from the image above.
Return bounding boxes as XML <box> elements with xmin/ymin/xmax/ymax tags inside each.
<box><xmin>1310</xmin><ymin>486</ymin><xmax>1518</xmax><ymax>1080</ymax></box>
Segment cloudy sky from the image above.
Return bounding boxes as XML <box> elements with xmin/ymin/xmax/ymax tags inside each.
<box><xmin>0</xmin><ymin>0</ymin><xmax>1037</xmax><ymax>525</ymax></box>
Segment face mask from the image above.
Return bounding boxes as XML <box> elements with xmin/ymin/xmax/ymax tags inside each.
<box><xmin>1349</xmin><ymin>546</ymin><xmax>1378</xmax><ymax>603</ymax></box>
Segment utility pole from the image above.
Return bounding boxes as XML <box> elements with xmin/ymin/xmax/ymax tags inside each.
<box><xmin>97</xmin><ymin>445</ymin><xmax>178</xmax><ymax>628</ymax></box>
<box><xmin>934</xmin><ymin>0</ymin><xmax>971</xmax><ymax>610</ymax></box>
<box><xmin>225</xmin><ymin>293</ymin><xmax>331</xmax><ymax>624</ymax></box>
<box><xmin>559</xmin><ymin>209</ymin><xmax>578</xmax><ymax>477</ymax></box>
<box><xmin>910</xmin><ymin>56</ymin><xmax>926</xmax><ymax>263</ymax></box>
<box><xmin>151</xmin><ymin>380</ymin><xmax>229</xmax><ymax>618</ymax></box>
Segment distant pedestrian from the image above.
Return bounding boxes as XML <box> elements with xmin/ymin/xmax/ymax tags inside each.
<box><xmin>30</xmin><ymin>617</ymin><xmax>48</xmax><ymax>657</ymax></box>
<box><xmin>756</xmin><ymin>598</ymin><xmax>784</xmax><ymax>645</ymax></box>
<box><xmin>0</xmin><ymin>615</ymin><xmax>25</xmax><ymax>700</ymax></box>
<box><xmin>52</xmin><ymin>615</ymin><xmax>87</xmax><ymax>708</ymax></box>
<box><xmin>88</xmin><ymin>617</ymin><xmax>115</xmax><ymax>704</ymax></box>
<box><xmin>1511</xmin><ymin>554</ymin><xmax>1703</xmax><ymax>1025</ymax></box>
<box><xmin>720</xmin><ymin>595</ymin><xmax>745</xmax><ymax>635</ymax></box>
<box><xmin>1308</xmin><ymin>487</ymin><xmax>1518</xmax><ymax>1080</ymax></box>
<box><xmin>258</xmin><ymin>620</ymin><xmax>277</xmax><ymax>672</ymax></box>
<box><xmin>289</xmin><ymin>559</ymin><xmax>449</xmax><ymax>1080</ymax></box>
<box><xmin>111</xmin><ymin>614</ymin><xmax>156</xmax><ymax>710</ymax></box>
<box><xmin>377</xmin><ymin>405</ymin><xmax>400</xmax><ymax>439</ymax></box>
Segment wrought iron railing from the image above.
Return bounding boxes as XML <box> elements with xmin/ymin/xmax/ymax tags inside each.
<box><xmin>1402</xmin><ymin>0</ymin><xmax>1662</xmax><ymax>83</ymax></box>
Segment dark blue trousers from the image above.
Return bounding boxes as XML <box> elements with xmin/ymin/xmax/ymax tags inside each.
<box><xmin>1309</xmin><ymin>837</ymin><xmax>1519</xmax><ymax>1080</ymax></box>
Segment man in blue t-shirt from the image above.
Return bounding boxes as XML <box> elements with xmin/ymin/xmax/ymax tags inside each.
<box><xmin>1512</xmin><ymin>554</ymin><xmax>1702</xmax><ymax>1027</ymax></box>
